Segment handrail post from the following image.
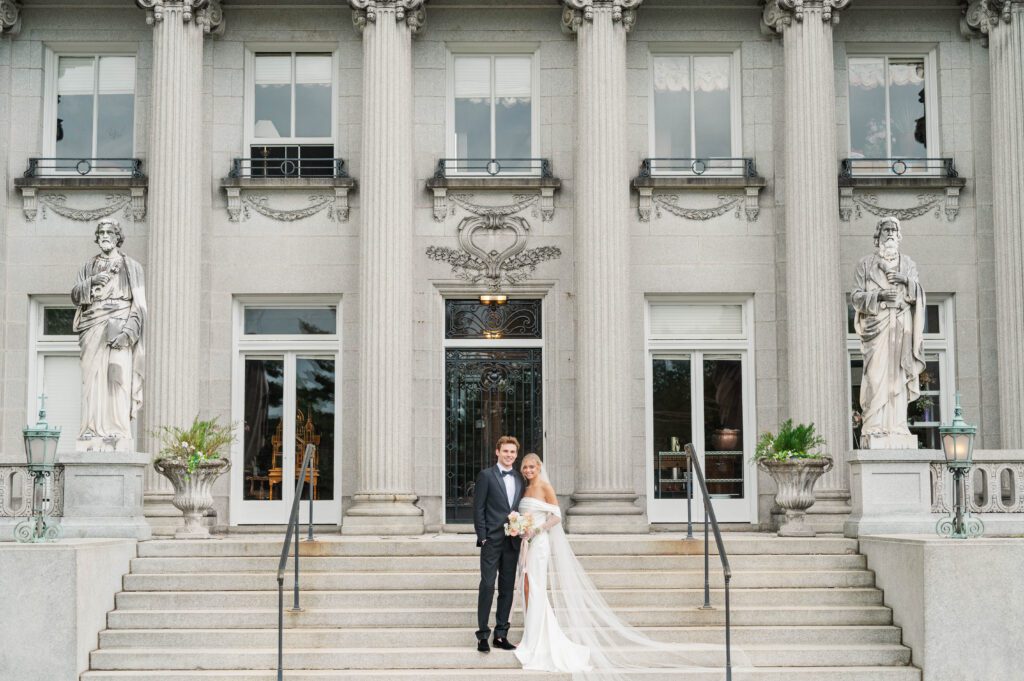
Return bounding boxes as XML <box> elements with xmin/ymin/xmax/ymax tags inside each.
<box><xmin>307</xmin><ymin>468</ymin><xmax>314</xmax><ymax>542</ymax></box>
<box><xmin>725</xmin><ymin>575</ymin><xmax>732</xmax><ymax>681</ymax></box>
<box><xmin>702</xmin><ymin>509</ymin><xmax>711</xmax><ymax>609</ymax></box>
<box><xmin>292</xmin><ymin>508</ymin><xmax>300</xmax><ymax>611</ymax></box>
<box><xmin>277</xmin><ymin>577</ymin><xmax>284</xmax><ymax>681</ymax></box>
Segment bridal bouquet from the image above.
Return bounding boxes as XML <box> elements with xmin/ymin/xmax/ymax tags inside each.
<box><xmin>504</xmin><ymin>511</ymin><xmax>535</xmax><ymax>538</ymax></box>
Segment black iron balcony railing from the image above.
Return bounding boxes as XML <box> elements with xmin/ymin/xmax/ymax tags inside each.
<box><xmin>433</xmin><ymin>158</ymin><xmax>552</xmax><ymax>179</ymax></box>
<box><xmin>230</xmin><ymin>156</ymin><xmax>348</xmax><ymax>179</ymax></box>
<box><xmin>639</xmin><ymin>157</ymin><xmax>758</xmax><ymax>178</ymax></box>
<box><xmin>840</xmin><ymin>157</ymin><xmax>958</xmax><ymax>178</ymax></box>
<box><xmin>23</xmin><ymin>157</ymin><xmax>144</xmax><ymax>178</ymax></box>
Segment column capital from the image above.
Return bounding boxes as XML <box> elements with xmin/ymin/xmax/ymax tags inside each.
<box><xmin>560</xmin><ymin>0</ymin><xmax>644</xmax><ymax>35</ymax></box>
<box><xmin>135</xmin><ymin>0</ymin><xmax>225</xmax><ymax>35</ymax></box>
<box><xmin>961</xmin><ymin>0</ymin><xmax>1022</xmax><ymax>44</ymax></box>
<box><xmin>349</xmin><ymin>0</ymin><xmax>426</xmax><ymax>35</ymax></box>
<box><xmin>1</xmin><ymin>0</ymin><xmax>21</xmax><ymax>36</ymax></box>
<box><xmin>761</xmin><ymin>0</ymin><xmax>851</xmax><ymax>35</ymax></box>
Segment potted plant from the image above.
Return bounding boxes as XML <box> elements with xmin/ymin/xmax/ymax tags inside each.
<box><xmin>153</xmin><ymin>416</ymin><xmax>235</xmax><ymax>539</ymax></box>
<box><xmin>755</xmin><ymin>419</ymin><xmax>833</xmax><ymax>537</ymax></box>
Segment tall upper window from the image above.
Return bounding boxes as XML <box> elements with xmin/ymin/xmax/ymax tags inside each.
<box><xmin>451</xmin><ymin>54</ymin><xmax>534</xmax><ymax>170</ymax></box>
<box><xmin>848</xmin><ymin>55</ymin><xmax>932</xmax><ymax>164</ymax></box>
<box><xmin>651</xmin><ymin>54</ymin><xmax>736</xmax><ymax>171</ymax></box>
<box><xmin>250</xmin><ymin>52</ymin><xmax>335</xmax><ymax>177</ymax></box>
<box><xmin>54</xmin><ymin>55</ymin><xmax>136</xmax><ymax>171</ymax></box>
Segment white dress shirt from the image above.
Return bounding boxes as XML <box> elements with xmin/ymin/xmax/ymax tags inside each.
<box><xmin>498</xmin><ymin>465</ymin><xmax>515</xmax><ymax>508</ymax></box>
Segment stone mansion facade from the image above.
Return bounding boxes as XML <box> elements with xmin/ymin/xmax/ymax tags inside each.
<box><xmin>1</xmin><ymin>0</ymin><xmax>1023</xmax><ymax>535</ymax></box>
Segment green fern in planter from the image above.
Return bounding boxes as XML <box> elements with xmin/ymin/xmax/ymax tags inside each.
<box><xmin>154</xmin><ymin>416</ymin><xmax>236</xmax><ymax>474</ymax></box>
<box><xmin>754</xmin><ymin>419</ymin><xmax>827</xmax><ymax>462</ymax></box>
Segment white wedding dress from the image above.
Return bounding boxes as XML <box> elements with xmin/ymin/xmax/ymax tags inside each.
<box><xmin>514</xmin><ymin>495</ymin><xmax>747</xmax><ymax>680</ymax></box>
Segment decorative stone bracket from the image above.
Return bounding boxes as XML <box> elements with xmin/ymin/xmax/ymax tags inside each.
<box><xmin>426</xmin><ymin>174</ymin><xmax>561</xmax><ymax>223</ymax></box>
<box><xmin>631</xmin><ymin>174</ymin><xmax>767</xmax><ymax>222</ymax></box>
<box><xmin>14</xmin><ymin>176</ymin><xmax>148</xmax><ymax>222</ymax></box>
<box><xmin>220</xmin><ymin>177</ymin><xmax>356</xmax><ymax>222</ymax></box>
<box><xmin>838</xmin><ymin>175</ymin><xmax>966</xmax><ymax>223</ymax></box>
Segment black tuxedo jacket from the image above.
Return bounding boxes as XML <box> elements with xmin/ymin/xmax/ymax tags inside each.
<box><xmin>473</xmin><ymin>464</ymin><xmax>524</xmax><ymax>548</ymax></box>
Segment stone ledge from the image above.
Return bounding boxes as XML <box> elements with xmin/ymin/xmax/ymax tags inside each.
<box><xmin>838</xmin><ymin>175</ymin><xmax>967</xmax><ymax>222</ymax></box>
<box><xmin>838</xmin><ymin>175</ymin><xmax>967</xmax><ymax>190</ymax></box>
<box><xmin>425</xmin><ymin>175</ymin><xmax>562</xmax><ymax>222</ymax></box>
<box><xmin>630</xmin><ymin>173</ymin><xmax>767</xmax><ymax>223</ymax></box>
<box><xmin>14</xmin><ymin>176</ymin><xmax>149</xmax><ymax>222</ymax></box>
<box><xmin>219</xmin><ymin>176</ymin><xmax>357</xmax><ymax>222</ymax></box>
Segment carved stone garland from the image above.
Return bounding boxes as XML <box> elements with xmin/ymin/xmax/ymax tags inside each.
<box><xmin>645</xmin><ymin>193</ymin><xmax>760</xmax><ymax>222</ymax></box>
<box><xmin>426</xmin><ymin>194</ymin><xmax>561</xmax><ymax>289</ymax></box>
<box><xmin>225</xmin><ymin>190</ymin><xmax>350</xmax><ymax>223</ymax></box>
<box><xmin>839</xmin><ymin>191</ymin><xmax>960</xmax><ymax>223</ymax></box>
<box><xmin>21</xmin><ymin>190</ymin><xmax>147</xmax><ymax>222</ymax></box>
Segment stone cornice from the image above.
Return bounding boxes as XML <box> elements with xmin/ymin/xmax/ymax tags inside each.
<box><xmin>349</xmin><ymin>0</ymin><xmax>427</xmax><ymax>34</ymax></box>
<box><xmin>961</xmin><ymin>0</ymin><xmax>1022</xmax><ymax>44</ymax></box>
<box><xmin>761</xmin><ymin>0</ymin><xmax>852</xmax><ymax>35</ymax></box>
<box><xmin>135</xmin><ymin>0</ymin><xmax>225</xmax><ymax>34</ymax></box>
<box><xmin>1</xmin><ymin>0</ymin><xmax>21</xmax><ymax>36</ymax></box>
<box><xmin>560</xmin><ymin>0</ymin><xmax>644</xmax><ymax>34</ymax></box>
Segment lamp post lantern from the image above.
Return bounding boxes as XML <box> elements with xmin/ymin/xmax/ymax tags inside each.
<box><xmin>15</xmin><ymin>395</ymin><xmax>63</xmax><ymax>543</ymax></box>
<box><xmin>937</xmin><ymin>392</ymin><xmax>982</xmax><ymax>539</ymax></box>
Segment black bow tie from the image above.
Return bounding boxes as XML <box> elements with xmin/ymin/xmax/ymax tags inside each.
<box><xmin>500</xmin><ymin>470</ymin><xmax>514</xmax><ymax>477</ymax></box>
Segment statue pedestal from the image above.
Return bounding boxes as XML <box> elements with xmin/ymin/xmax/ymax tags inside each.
<box><xmin>56</xmin><ymin>451</ymin><xmax>152</xmax><ymax>540</ymax></box>
<box><xmin>862</xmin><ymin>433</ymin><xmax>919</xmax><ymax>450</ymax></box>
<box><xmin>76</xmin><ymin>436</ymin><xmax>135</xmax><ymax>453</ymax></box>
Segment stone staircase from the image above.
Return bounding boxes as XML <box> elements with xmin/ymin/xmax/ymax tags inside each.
<box><xmin>81</xmin><ymin>533</ymin><xmax>920</xmax><ymax>680</ymax></box>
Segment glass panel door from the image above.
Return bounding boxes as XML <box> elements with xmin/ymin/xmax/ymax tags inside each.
<box><xmin>649</xmin><ymin>352</ymin><xmax>751</xmax><ymax>523</ymax></box>
<box><xmin>236</xmin><ymin>353</ymin><xmax>338</xmax><ymax>523</ymax></box>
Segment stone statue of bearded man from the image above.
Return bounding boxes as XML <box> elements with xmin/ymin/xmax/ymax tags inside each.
<box><xmin>71</xmin><ymin>218</ymin><xmax>147</xmax><ymax>450</ymax></box>
<box><xmin>851</xmin><ymin>217</ymin><xmax>926</xmax><ymax>449</ymax></box>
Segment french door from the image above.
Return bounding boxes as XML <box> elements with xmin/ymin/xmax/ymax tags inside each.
<box><xmin>233</xmin><ymin>353</ymin><xmax>339</xmax><ymax>524</ymax></box>
<box><xmin>647</xmin><ymin>351</ymin><xmax>753</xmax><ymax>523</ymax></box>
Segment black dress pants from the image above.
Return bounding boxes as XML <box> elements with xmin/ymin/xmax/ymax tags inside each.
<box><xmin>476</xmin><ymin>535</ymin><xmax>519</xmax><ymax>640</ymax></box>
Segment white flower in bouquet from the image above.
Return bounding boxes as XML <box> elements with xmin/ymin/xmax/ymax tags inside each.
<box><xmin>503</xmin><ymin>510</ymin><xmax>535</xmax><ymax>537</ymax></box>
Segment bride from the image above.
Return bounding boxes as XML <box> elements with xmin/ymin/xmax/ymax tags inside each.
<box><xmin>513</xmin><ymin>452</ymin><xmax>743</xmax><ymax>679</ymax></box>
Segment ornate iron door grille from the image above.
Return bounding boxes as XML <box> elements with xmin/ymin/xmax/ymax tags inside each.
<box><xmin>445</xmin><ymin>348</ymin><xmax>543</xmax><ymax>523</ymax></box>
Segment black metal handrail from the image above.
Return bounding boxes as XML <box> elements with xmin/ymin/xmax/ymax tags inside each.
<box><xmin>231</xmin><ymin>157</ymin><xmax>348</xmax><ymax>179</ymax></box>
<box><xmin>23</xmin><ymin>157</ymin><xmax>144</xmax><ymax>178</ymax></box>
<box><xmin>840</xmin><ymin>157</ymin><xmax>958</xmax><ymax>178</ymax></box>
<box><xmin>433</xmin><ymin>157</ymin><xmax>552</xmax><ymax>179</ymax></box>
<box><xmin>683</xmin><ymin>443</ymin><xmax>733</xmax><ymax>681</ymax></box>
<box><xmin>639</xmin><ymin>157</ymin><xmax>757</xmax><ymax>178</ymax></box>
<box><xmin>276</xmin><ymin>443</ymin><xmax>316</xmax><ymax>681</ymax></box>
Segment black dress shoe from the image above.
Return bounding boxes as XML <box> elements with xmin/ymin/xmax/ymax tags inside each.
<box><xmin>492</xmin><ymin>637</ymin><xmax>517</xmax><ymax>650</ymax></box>
<box><xmin>477</xmin><ymin>639</ymin><xmax>490</xmax><ymax>653</ymax></box>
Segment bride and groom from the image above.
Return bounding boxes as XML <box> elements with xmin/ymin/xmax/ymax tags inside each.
<box><xmin>473</xmin><ymin>436</ymin><xmax>739</xmax><ymax>678</ymax></box>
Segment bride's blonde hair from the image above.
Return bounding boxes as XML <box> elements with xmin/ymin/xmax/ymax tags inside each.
<box><xmin>522</xmin><ymin>452</ymin><xmax>542</xmax><ymax>469</ymax></box>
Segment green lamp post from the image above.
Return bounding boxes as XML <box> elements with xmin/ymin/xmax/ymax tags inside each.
<box><xmin>15</xmin><ymin>395</ymin><xmax>63</xmax><ymax>543</ymax></box>
<box><xmin>936</xmin><ymin>392</ymin><xmax>982</xmax><ymax>539</ymax></box>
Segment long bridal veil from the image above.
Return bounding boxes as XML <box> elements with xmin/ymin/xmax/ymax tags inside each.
<box><xmin>543</xmin><ymin>502</ymin><xmax>751</xmax><ymax>679</ymax></box>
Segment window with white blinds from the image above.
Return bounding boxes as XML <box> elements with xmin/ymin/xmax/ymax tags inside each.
<box><xmin>54</xmin><ymin>54</ymin><xmax>136</xmax><ymax>169</ymax></box>
<box><xmin>31</xmin><ymin>302</ymin><xmax>81</xmax><ymax>449</ymax></box>
<box><xmin>649</xmin><ymin>302</ymin><xmax>745</xmax><ymax>338</ymax></box>
<box><xmin>451</xmin><ymin>53</ymin><xmax>534</xmax><ymax>168</ymax></box>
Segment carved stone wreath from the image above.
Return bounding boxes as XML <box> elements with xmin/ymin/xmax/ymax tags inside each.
<box><xmin>425</xmin><ymin>193</ymin><xmax>561</xmax><ymax>289</ymax></box>
<box><xmin>26</xmin><ymin>192</ymin><xmax>146</xmax><ymax>222</ymax></box>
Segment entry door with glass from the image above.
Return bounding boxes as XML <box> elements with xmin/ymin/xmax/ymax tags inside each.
<box><xmin>232</xmin><ymin>304</ymin><xmax>340</xmax><ymax>525</ymax></box>
<box><xmin>648</xmin><ymin>352</ymin><xmax>752</xmax><ymax>523</ymax></box>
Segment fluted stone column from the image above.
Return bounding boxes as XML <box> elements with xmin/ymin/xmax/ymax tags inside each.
<box><xmin>561</xmin><ymin>0</ymin><xmax>647</xmax><ymax>533</ymax></box>
<box><xmin>964</xmin><ymin>0</ymin><xmax>1024</xmax><ymax>447</ymax></box>
<box><xmin>763</xmin><ymin>1</ymin><xmax>852</xmax><ymax>515</ymax></box>
<box><xmin>343</xmin><ymin>0</ymin><xmax>424</xmax><ymax>535</ymax></box>
<box><xmin>136</xmin><ymin>1</ymin><xmax>222</xmax><ymax>514</ymax></box>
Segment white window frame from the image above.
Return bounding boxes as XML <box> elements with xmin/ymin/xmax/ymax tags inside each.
<box><xmin>647</xmin><ymin>46</ymin><xmax>742</xmax><ymax>176</ymax></box>
<box><xmin>244</xmin><ymin>44</ymin><xmax>339</xmax><ymax>154</ymax></box>
<box><xmin>445</xmin><ymin>44</ymin><xmax>541</xmax><ymax>175</ymax></box>
<box><xmin>644</xmin><ymin>295</ymin><xmax>758</xmax><ymax>524</ymax></box>
<box><xmin>844</xmin><ymin>46</ymin><xmax>940</xmax><ymax>176</ymax></box>
<box><xmin>847</xmin><ymin>294</ymin><xmax>955</xmax><ymax>450</ymax></box>
<box><xmin>42</xmin><ymin>45</ymin><xmax>139</xmax><ymax>173</ymax></box>
<box><xmin>230</xmin><ymin>296</ymin><xmax>343</xmax><ymax>526</ymax></box>
<box><xmin>28</xmin><ymin>296</ymin><xmax>81</xmax><ymax>450</ymax></box>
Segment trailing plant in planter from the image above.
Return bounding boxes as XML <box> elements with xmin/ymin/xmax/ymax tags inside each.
<box><xmin>755</xmin><ymin>420</ymin><xmax>833</xmax><ymax>537</ymax></box>
<box><xmin>153</xmin><ymin>416</ymin><xmax>235</xmax><ymax>539</ymax></box>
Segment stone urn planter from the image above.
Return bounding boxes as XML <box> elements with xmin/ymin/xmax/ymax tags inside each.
<box><xmin>153</xmin><ymin>458</ymin><xmax>231</xmax><ymax>539</ymax></box>
<box><xmin>758</xmin><ymin>457</ymin><xmax>833</xmax><ymax>537</ymax></box>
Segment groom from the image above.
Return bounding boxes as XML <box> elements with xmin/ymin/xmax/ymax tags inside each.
<box><xmin>473</xmin><ymin>435</ymin><xmax>524</xmax><ymax>653</ymax></box>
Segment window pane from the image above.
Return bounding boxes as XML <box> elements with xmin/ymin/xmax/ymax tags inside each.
<box><xmin>494</xmin><ymin>57</ymin><xmax>531</xmax><ymax>159</ymax></box>
<box><xmin>243</xmin><ymin>358</ymin><xmax>284</xmax><ymax>502</ymax></box>
<box><xmin>454</xmin><ymin>57</ymin><xmax>491</xmax><ymax>159</ymax></box>
<box><xmin>96</xmin><ymin>94</ymin><xmax>134</xmax><ymax>159</ymax></box>
<box><xmin>925</xmin><ymin>304</ymin><xmax>941</xmax><ymax>334</ymax></box>
<box><xmin>653</xmin><ymin>57</ymin><xmax>691</xmax><ymax>158</ymax></box>
<box><xmin>703</xmin><ymin>356</ymin><xmax>744</xmax><ymax>499</ymax></box>
<box><xmin>98</xmin><ymin>56</ymin><xmax>135</xmax><ymax>94</ymax></box>
<box><xmin>57</xmin><ymin>57</ymin><xmax>95</xmax><ymax>161</ymax></box>
<box><xmin>254</xmin><ymin>54</ymin><xmax>292</xmax><ymax>139</ymax></box>
<box><xmin>296</xmin><ymin>357</ymin><xmax>335</xmax><ymax>501</ymax></box>
<box><xmin>850</xmin><ymin>356</ymin><xmax>864</xmax><ymax>448</ymax></box>
<box><xmin>295</xmin><ymin>54</ymin><xmax>332</xmax><ymax>138</ymax></box>
<box><xmin>649</xmin><ymin>303</ymin><xmax>744</xmax><ymax>337</ymax></box>
<box><xmin>42</xmin><ymin>355</ymin><xmax>82</xmax><ymax>450</ymax></box>
<box><xmin>889</xmin><ymin>58</ymin><xmax>927</xmax><ymax>157</ymax></box>
<box><xmin>693</xmin><ymin>56</ymin><xmax>731</xmax><ymax>158</ymax></box>
<box><xmin>43</xmin><ymin>307</ymin><xmax>76</xmax><ymax>335</ymax></box>
<box><xmin>848</xmin><ymin>57</ymin><xmax>886</xmax><ymax>158</ymax></box>
<box><xmin>244</xmin><ymin>307</ymin><xmax>337</xmax><ymax>335</ymax></box>
<box><xmin>653</xmin><ymin>357</ymin><xmax>693</xmax><ymax>500</ymax></box>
